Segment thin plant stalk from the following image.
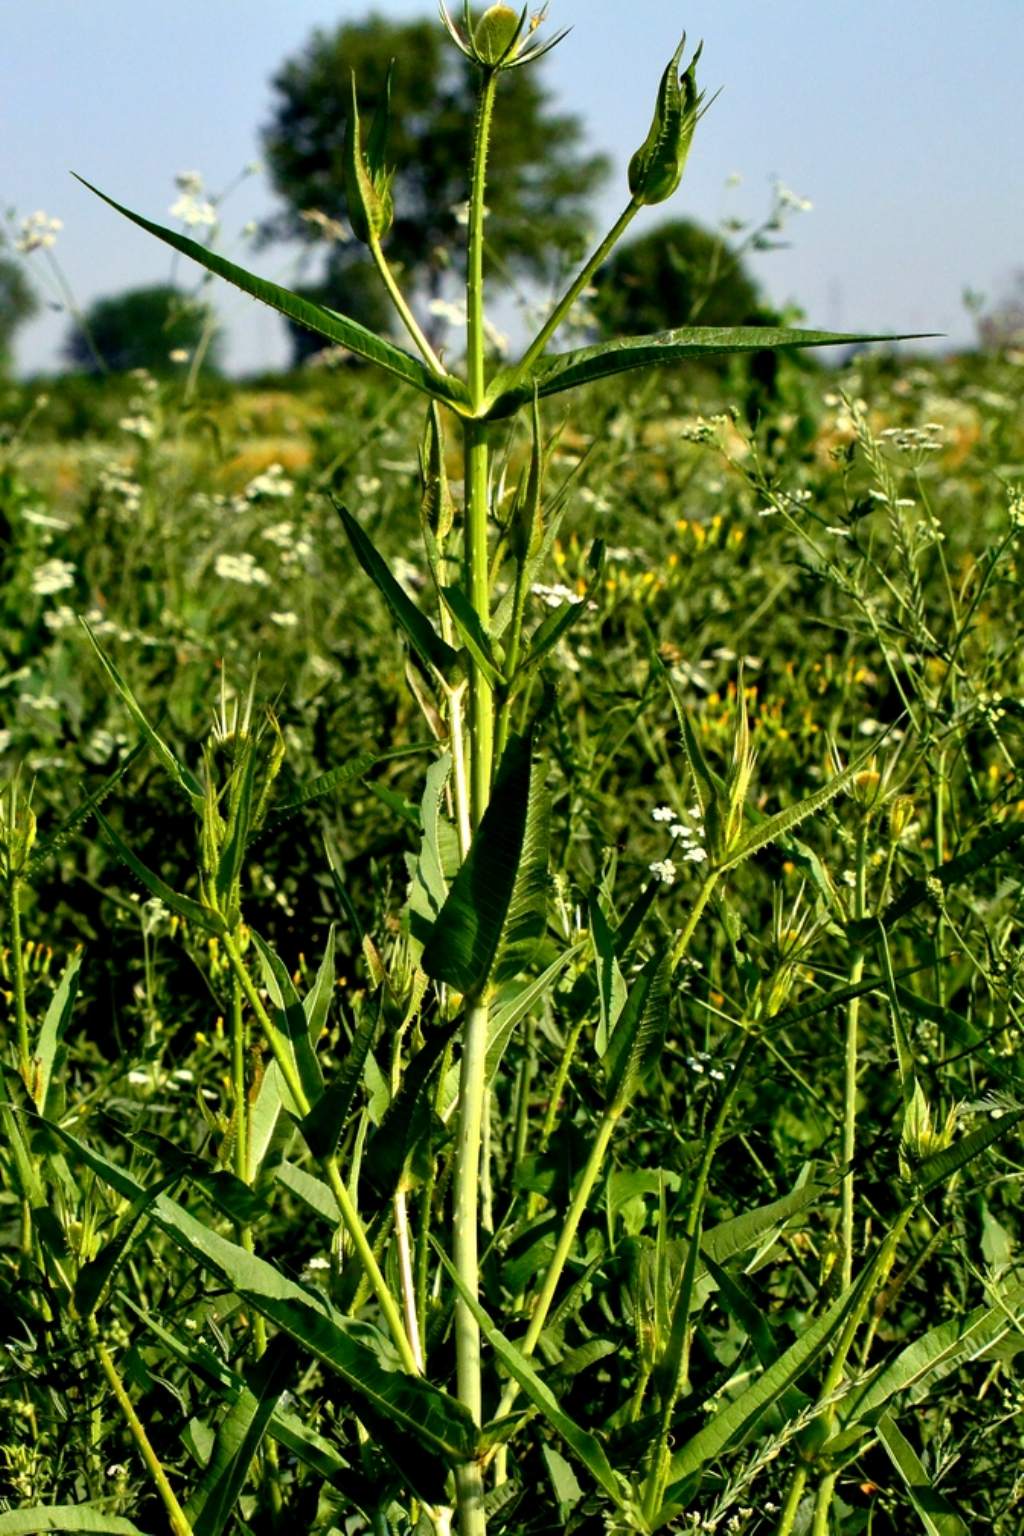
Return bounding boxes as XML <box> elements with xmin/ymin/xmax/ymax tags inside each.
<box><xmin>8</xmin><ymin>875</ymin><xmax>30</xmax><ymax>1084</ymax></box>
<box><xmin>510</xmin><ymin>199</ymin><xmax>640</xmax><ymax>386</ymax></box>
<box><xmin>369</xmin><ymin>234</ymin><xmax>447</xmax><ymax>376</ymax></box>
<box><xmin>841</xmin><ymin>819</ymin><xmax>869</xmax><ymax>1291</ymax></box>
<box><xmin>89</xmin><ymin>1321</ymin><xmax>194</xmax><ymax>1536</ymax></box>
<box><xmin>394</xmin><ymin>1188</ymin><xmax>425</xmax><ymax>1371</ymax></box>
<box><xmin>221</xmin><ymin>930</ymin><xmax>419</xmax><ymax>1375</ymax></box>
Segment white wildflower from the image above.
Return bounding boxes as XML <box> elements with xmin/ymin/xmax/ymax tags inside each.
<box><xmin>118</xmin><ymin>414</ymin><xmax>155</xmax><ymax>440</ymax></box>
<box><xmin>168</xmin><ymin>347</ymin><xmax>190</xmax><ymax>364</ymax></box>
<box><xmin>270</xmin><ymin>611</ymin><xmax>299</xmax><ymax>628</ymax></box>
<box><xmin>261</xmin><ymin>521</ymin><xmax>295</xmax><ymax>548</ymax></box>
<box><xmin>683</xmin><ymin>845</ymin><xmax>708</xmax><ymax>863</ymax></box>
<box><xmin>0</xmin><ymin>730</ymin><xmax>11</xmax><ymax>753</ymax></box>
<box><xmin>43</xmin><ymin>605</ymin><xmax>77</xmax><ymax>632</ymax></box>
<box><xmin>354</xmin><ymin>474</ymin><xmax>382</xmax><ymax>496</ymax></box>
<box><xmin>651</xmin><ymin>805</ymin><xmax>676</xmax><ymax>823</ymax></box>
<box><xmin>775</xmin><ymin>181</ymin><xmax>813</xmax><ymax>213</ymax></box>
<box><xmin>649</xmin><ymin>858</ymin><xmax>677</xmax><ymax>885</ymax></box>
<box><xmin>169</xmin><ymin>191</ymin><xmax>217</xmax><ymax>228</ymax></box>
<box><xmin>15</xmin><ymin>211</ymin><xmax>63</xmax><ymax>253</ymax></box>
<box><xmin>32</xmin><ymin>558</ymin><xmax>76</xmax><ymax>596</ymax></box>
<box><xmin>303</xmin><ymin>1255</ymin><xmax>331</xmax><ymax>1273</ymax></box>
<box><xmin>214</xmin><ymin>552</ymin><xmax>270</xmax><ymax>587</ymax></box>
<box><xmin>246</xmin><ymin>464</ymin><xmax>294</xmax><ymax>499</ymax></box>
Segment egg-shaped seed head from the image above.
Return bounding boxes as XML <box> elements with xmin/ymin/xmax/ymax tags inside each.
<box><xmin>473</xmin><ymin>4</ymin><xmax>524</xmax><ymax>65</ymax></box>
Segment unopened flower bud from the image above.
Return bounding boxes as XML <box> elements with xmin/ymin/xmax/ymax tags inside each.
<box><xmin>888</xmin><ymin>795</ymin><xmax>914</xmax><ymax>840</ymax></box>
<box><xmin>474</xmin><ymin>5</ymin><xmax>524</xmax><ymax>66</ymax></box>
<box><xmin>629</xmin><ymin>36</ymin><xmax>704</xmax><ymax>207</ymax></box>
<box><xmin>344</xmin><ymin>70</ymin><xmax>395</xmax><ymax>245</ymax></box>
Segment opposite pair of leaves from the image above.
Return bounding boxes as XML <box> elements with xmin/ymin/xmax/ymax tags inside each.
<box><xmin>77</xmin><ymin>177</ymin><xmax>923</xmax><ymax>424</ymax></box>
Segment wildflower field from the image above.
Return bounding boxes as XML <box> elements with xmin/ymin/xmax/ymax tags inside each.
<box><xmin>3</xmin><ymin>11</ymin><xmax>1024</xmax><ymax>1536</ymax></box>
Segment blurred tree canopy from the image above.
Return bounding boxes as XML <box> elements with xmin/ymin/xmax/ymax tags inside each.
<box><xmin>64</xmin><ymin>285</ymin><xmax>221</xmax><ymax>375</ymax></box>
<box><xmin>260</xmin><ymin>14</ymin><xmax>610</xmax><ymax>360</ymax></box>
<box><xmin>592</xmin><ymin>218</ymin><xmax>766</xmax><ymax>338</ymax></box>
<box><xmin>0</xmin><ymin>257</ymin><xmax>39</xmax><ymax>375</ymax></box>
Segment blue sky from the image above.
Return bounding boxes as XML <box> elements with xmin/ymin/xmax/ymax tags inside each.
<box><xmin>5</xmin><ymin>0</ymin><xmax>1022</xmax><ymax>373</ymax></box>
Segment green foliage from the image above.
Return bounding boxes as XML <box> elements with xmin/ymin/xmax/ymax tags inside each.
<box><xmin>4</xmin><ymin>10</ymin><xmax>1024</xmax><ymax>1536</ymax></box>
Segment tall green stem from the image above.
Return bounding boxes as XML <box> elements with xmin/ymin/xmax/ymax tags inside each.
<box><xmin>453</xmin><ymin>997</ymin><xmax>490</xmax><ymax>1426</ymax></box>
<box><xmin>9</xmin><ymin>876</ymin><xmax>30</xmax><ymax>1083</ymax></box>
<box><xmin>841</xmin><ymin>820</ymin><xmax>868</xmax><ymax>1291</ymax></box>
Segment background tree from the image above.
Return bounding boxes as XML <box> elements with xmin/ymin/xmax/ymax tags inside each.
<box><xmin>591</xmin><ymin>217</ymin><xmax>766</xmax><ymax>338</ymax></box>
<box><xmin>64</xmin><ymin>284</ymin><xmax>221</xmax><ymax>374</ymax></box>
<box><xmin>0</xmin><ymin>257</ymin><xmax>39</xmax><ymax>375</ymax></box>
<box><xmin>261</xmin><ymin>14</ymin><xmax>610</xmax><ymax>361</ymax></box>
<box><xmin>975</xmin><ymin>269</ymin><xmax>1024</xmax><ymax>352</ymax></box>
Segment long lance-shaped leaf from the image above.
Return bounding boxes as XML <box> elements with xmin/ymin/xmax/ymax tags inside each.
<box><xmin>436</xmin><ymin>1246</ymin><xmax>626</xmax><ymax>1505</ymax></box>
<box><xmin>664</xmin><ymin>1264</ymin><xmax>876</xmax><ymax>1494</ymax></box>
<box><xmin>184</xmin><ymin>1336</ymin><xmax>294</xmax><ymax>1536</ymax></box>
<box><xmin>875</xmin><ymin>1413</ymin><xmax>969</xmax><ymax>1536</ymax></box>
<box><xmin>127</xmin><ymin>1303</ymin><xmax>352</xmax><ymax>1484</ymax></box>
<box><xmin>440</xmin><ymin>584</ymin><xmax>507</xmax><ymax>686</ymax></box>
<box><xmin>422</xmin><ymin>733</ymin><xmax>550</xmax><ymax>996</ymax></box>
<box><xmin>485</xmin><ymin>326</ymin><xmax>935</xmax><ymax>418</ymax></box>
<box><xmin>823</xmin><ymin>1276</ymin><xmax>1024</xmax><ymax>1458</ymax></box>
<box><xmin>700</xmin><ymin>1184</ymin><xmax>830</xmax><ymax>1267</ymax></box>
<box><xmin>81</xmin><ymin>623</ymin><xmax>204</xmax><ymax>808</ymax></box>
<box><xmin>336</xmin><ymin>501</ymin><xmax>461</xmax><ymax>679</ymax></box>
<box><xmin>26</xmin><ymin>741</ymin><xmax>146</xmax><ymax>877</ymax></box>
<box><xmin>485</xmin><ymin>945</ymin><xmax>583</xmax><ymax>1086</ymax></box>
<box><xmin>94</xmin><ymin>810</ymin><xmax>225</xmax><ymax>934</ymax></box>
<box><xmin>268</xmin><ymin>742</ymin><xmax>435</xmax><ymax>823</ymax></box>
<box><xmin>716</xmin><ymin>735</ymin><xmax>885</xmax><ymax>875</ymax></box>
<box><xmin>848</xmin><ymin>818</ymin><xmax>1024</xmax><ymax>945</ymax></box>
<box><xmin>73</xmin><ymin>177</ymin><xmax>468</xmax><ymax>410</ymax></box>
<box><xmin>513</xmin><ymin>541</ymin><xmax>605</xmax><ymax>686</ymax></box>
<box><xmin>31</xmin><ymin>949</ymin><xmax>81</xmax><ymax>1115</ymax></box>
<box><xmin>365</xmin><ymin>1013</ymin><xmax>461</xmax><ymax>1196</ymax></box>
<box><xmin>603</xmin><ymin>946</ymin><xmax>671</xmax><ymax>1116</ymax></box>
<box><xmin>912</xmin><ymin>1106</ymin><xmax>1024</xmax><ymax>1197</ymax></box>
<box><xmin>50</xmin><ymin>1123</ymin><xmax>478</xmax><ymax>1465</ymax></box>
<box><xmin>251</xmin><ymin>931</ymin><xmax>325</xmax><ymax>1114</ymax></box>
<box><xmin>0</xmin><ymin>1511</ymin><xmax>149</xmax><ymax>1535</ymax></box>
<box><xmin>302</xmin><ymin>998</ymin><xmax>379</xmax><ymax>1160</ymax></box>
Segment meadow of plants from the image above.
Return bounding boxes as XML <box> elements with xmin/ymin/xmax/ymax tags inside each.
<box><xmin>2</xmin><ymin>9</ymin><xmax>1024</xmax><ymax>1536</ymax></box>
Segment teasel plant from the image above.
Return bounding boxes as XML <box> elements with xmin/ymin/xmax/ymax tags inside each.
<box><xmin>5</xmin><ymin>7</ymin><xmax>1022</xmax><ymax>1536</ymax></box>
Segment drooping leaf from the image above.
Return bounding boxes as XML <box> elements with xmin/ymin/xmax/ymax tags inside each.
<box><xmin>74</xmin><ymin>177</ymin><xmax>468</xmax><ymax>409</ymax></box>
<box><xmin>913</xmin><ymin>1108</ymin><xmax>1024</xmax><ymax>1196</ymax></box>
<box><xmin>81</xmin><ymin>622</ymin><xmax>203</xmax><ymax>808</ymax></box>
<box><xmin>337</xmin><ymin>502</ymin><xmax>460</xmax><ymax>679</ymax></box>
<box><xmin>422</xmin><ymin>733</ymin><xmax>550</xmax><ymax>996</ymax></box>
<box><xmin>437</xmin><ymin>1248</ymin><xmax>625</xmax><ymax>1504</ymax></box>
<box><xmin>0</xmin><ymin>1511</ymin><xmax>148</xmax><ymax>1535</ymax></box>
<box><xmin>185</xmin><ymin>1336</ymin><xmax>295</xmax><ymax>1536</ymax></box>
<box><xmin>95</xmin><ymin>810</ymin><xmax>224</xmax><ymax>934</ymax></box>
<box><xmin>875</xmin><ymin>1413</ymin><xmax>969</xmax><ymax>1536</ymax></box>
<box><xmin>51</xmin><ymin>1124</ymin><xmax>478</xmax><ymax>1466</ymax></box>
<box><xmin>486</xmin><ymin>326</ymin><xmax>933</xmax><ymax>418</ymax></box>
<box><xmin>701</xmin><ymin>1184</ymin><xmax>830</xmax><ymax>1266</ymax></box>
<box><xmin>406</xmin><ymin>753</ymin><xmax>455</xmax><ymax>953</ymax></box>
